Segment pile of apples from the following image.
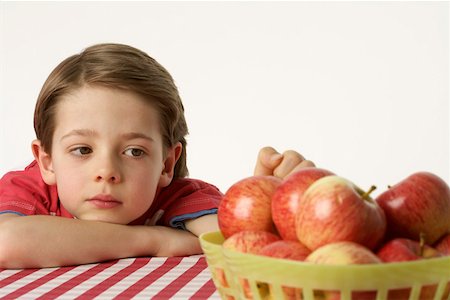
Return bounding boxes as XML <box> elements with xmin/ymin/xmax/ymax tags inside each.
<box><xmin>217</xmin><ymin>168</ymin><xmax>450</xmax><ymax>299</ymax></box>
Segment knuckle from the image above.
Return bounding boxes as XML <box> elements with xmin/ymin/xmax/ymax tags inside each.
<box><xmin>273</xmin><ymin>168</ymin><xmax>286</xmax><ymax>179</ymax></box>
<box><xmin>282</xmin><ymin>150</ymin><xmax>305</xmax><ymax>164</ymax></box>
<box><xmin>302</xmin><ymin>160</ymin><xmax>316</xmax><ymax>167</ymax></box>
<box><xmin>259</xmin><ymin>146</ymin><xmax>277</xmax><ymax>157</ymax></box>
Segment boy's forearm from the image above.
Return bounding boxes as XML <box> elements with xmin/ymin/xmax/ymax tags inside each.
<box><xmin>185</xmin><ymin>214</ymin><xmax>219</xmax><ymax>236</ymax></box>
<box><xmin>0</xmin><ymin>215</ymin><xmax>153</xmax><ymax>268</ymax></box>
<box><xmin>0</xmin><ymin>215</ymin><xmax>196</xmax><ymax>269</ymax></box>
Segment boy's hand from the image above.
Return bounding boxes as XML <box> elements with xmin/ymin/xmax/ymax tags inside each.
<box><xmin>254</xmin><ymin>146</ymin><xmax>315</xmax><ymax>179</ymax></box>
<box><xmin>149</xmin><ymin>226</ymin><xmax>202</xmax><ymax>257</ymax></box>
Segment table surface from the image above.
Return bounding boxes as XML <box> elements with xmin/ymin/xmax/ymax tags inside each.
<box><xmin>0</xmin><ymin>256</ymin><xmax>220</xmax><ymax>299</ymax></box>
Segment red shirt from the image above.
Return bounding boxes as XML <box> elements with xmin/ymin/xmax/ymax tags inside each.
<box><xmin>0</xmin><ymin>161</ymin><xmax>222</xmax><ymax>228</ymax></box>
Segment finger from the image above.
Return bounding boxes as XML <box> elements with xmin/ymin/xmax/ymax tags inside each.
<box><xmin>254</xmin><ymin>146</ymin><xmax>283</xmax><ymax>176</ymax></box>
<box><xmin>272</xmin><ymin>150</ymin><xmax>306</xmax><ymax>179</ymax></box>
<box><xmin>284</xmin><ymin>160</ymin><xmax>316</xmax><ymax>178</ymax></box>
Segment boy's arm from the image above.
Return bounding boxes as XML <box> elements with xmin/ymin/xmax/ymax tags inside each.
<box><xmin>185</xmin><ymin>214</ymin><xmax>219</xmax><ymax>237</ymax></box>
<box><xmin>0</xmin><ymin>213</ymin><xmax>201</xmax><ymax>269</ymax></box>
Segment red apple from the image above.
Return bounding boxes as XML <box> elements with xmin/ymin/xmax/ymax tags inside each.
<box><xmin>376</xmin><ymin>237</ymin><xmax>446</xmax><ymax>300</ymax></box>
<box><xmin>222</xmin><ymin>230</ymin><xmax>280</xmax><ymax>253</ymax></box>
<box><xmin>258</xmin><ymin>240</ymin><xmax>311</xmax><ymax>261</ymax></box>
<box><xmin>223</xmin><ymin>231</ymin><xmax>280</xmax><ymax>299</ymax></box>
<box><xmin>218</xmin><ymin>175</ymin><xmax>282</xmax><ymax>238</ymax></box>
<box><xmin>435</xmin><ymin>234</ymin><xmax>450</xmax><ymax>256</ymax></box>
<box><xmin>296</xmin><ymin>176</ymin><xmax>386</xmax><ymax>251</ymax></box>
<box><xmin>375</xmin><ymin>172</ymin><xmax>450</xmax><ymax>245</ymax></box>
<box><xmin>377</xmin><ymin>237</ymin><xmax>442</xmax><ymax>262</ymax></box>
<box><xmin>258</xmin><ymin>240</ymin><xmax>311</xmax><ymax>300</ymax></box>
<box><xmin>306</xmin><ymin>241</ymin><xmax>381</xmax><ymax>265</ymax></box>
<box><xmin>272</xmin><ymin>167</ymin><xmax>334</xmax><ymax>240</ymax></box>
<box><xmin>306</xmin><ymin>241</ymin><xmax>380</xmax><ymax>300</ymax></box>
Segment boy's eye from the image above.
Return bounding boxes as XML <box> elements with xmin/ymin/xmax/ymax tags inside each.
<box><xmin>124</xmin><ymin>148</ymin><xmax>145</xmax><ymax>157</ymax></box>
<box><xmin>71</xmin><ymin>147</ymin><xmax>92</xmax><ymax>156</ymax></box>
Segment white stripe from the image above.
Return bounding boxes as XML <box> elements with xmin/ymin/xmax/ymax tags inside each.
<box><xmin>0</xmin><ymin>268</ymin><xmax>56</xmax><ymax>296</ymax></box>
<box><xmin>94</xmin><ymin>257</ymin><xmax>167</xmax><ymax>299</ymax></box>
<box><xmin>133</xmin><ymin>257</ymin><xmax>198</xmax><ymax>298</ymax></box>
<box><xmin>0</xmin><ymin>268</ymin><xmax>23</xmax><ymax>281</ymax></box>
<box><xmin>56</xmin><ymin>258</ymin><xmax>136</xmax><ymax>299</ymax></box>
<box><xmin>209</xmin><ymin>291</ymin><xmax>221</xmax><ymax>300</ymax></box>
<box><xmin>17</xmin><ymin>263</ymin><xmax>95</xmax><ymax>299</ymax></box>
<box><xmin>170</xmin><ymin>267</ymin><xmax>213</xmax><ymax>299</ymax></box>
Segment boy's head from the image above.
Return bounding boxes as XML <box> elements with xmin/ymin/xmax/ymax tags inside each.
<box><xmin>34</xmin><ymin>43</ymin><xmax>189</xmax><ymax>178</ymax></box>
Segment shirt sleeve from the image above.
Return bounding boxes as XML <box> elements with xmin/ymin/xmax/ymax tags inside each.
<box><xmin>0</xmin><ymin>161</ymin><xmax>56</xmax><ymax>216</ymax></box>
<box><xmin>155</xmin><ymin>178</ymin><xmax>223</xmax><ymax>229</ymax></box>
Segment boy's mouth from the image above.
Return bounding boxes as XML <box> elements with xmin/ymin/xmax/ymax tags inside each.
<box><xmin>88</xmin><ymin>194</ymin><xmax>122</xmax><ymax>209</ymax></box>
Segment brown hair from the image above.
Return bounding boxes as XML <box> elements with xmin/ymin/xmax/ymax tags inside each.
<box><xmin>34</xmin><ymin>43</ymin><xmax>189</xmax><ymax>178</ymax></box>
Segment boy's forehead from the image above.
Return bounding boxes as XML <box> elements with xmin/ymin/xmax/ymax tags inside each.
<box><xmin>63</xmin><ymin>85</ymin><xmax>153</xmax><ymax>103</ymax></box>
<box><xmin>53</xmin><ymin>86</ymin><xmax>163</xmax><ymax>138</ymax></box>
<box><xmin>58</xmin><ymin>85</ymin><xmax>158</xmax><ymax>115</ymax></box>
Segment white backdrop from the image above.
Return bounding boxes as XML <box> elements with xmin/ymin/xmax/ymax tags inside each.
<box><xmin>1</xmin><ymin>2</ymin><xmax>449</xmax><ymax>195</ymax></box>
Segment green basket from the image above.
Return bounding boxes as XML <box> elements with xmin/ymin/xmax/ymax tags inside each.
<box><xmin>200</xmin><ymin>231</ymin><xmax>450</xmax><ymax>300</ymax></box>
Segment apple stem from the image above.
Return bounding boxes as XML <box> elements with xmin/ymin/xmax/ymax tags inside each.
<box><xmin>419</xmin><ymin>232</ymin><xmax>425</xmax><ymax>257</ymax></box>
<box><xmin>362</xmin><ymin>185</ymin><xmax>377</xmax><ymax>200</ymax></box>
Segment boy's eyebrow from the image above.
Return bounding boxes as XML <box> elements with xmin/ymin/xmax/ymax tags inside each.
<box><xmin>60</xmin><ymin>130</ymin><xmax>154</xmax><ymax>142</ymax></box>
<box><xmin>121</xmin><ymin>132</ymin><xmax>155</xmax><ymax>142</ymax></box>
<box><xmin>60</xmin><ymin>129</ymin><xmax>97</xmax><ymax>141</ymax></box>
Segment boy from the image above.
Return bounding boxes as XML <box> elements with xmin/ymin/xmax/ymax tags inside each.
<box><xmin>0</xmin><ymin>43</ymin><xmax>314</xmax><ymax>268</ymax></box>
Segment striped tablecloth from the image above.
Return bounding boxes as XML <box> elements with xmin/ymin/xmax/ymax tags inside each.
<box><xmin>0</xmin><ymin>256</ymin><xmax>220</xmax><ymax>299</ymax></box>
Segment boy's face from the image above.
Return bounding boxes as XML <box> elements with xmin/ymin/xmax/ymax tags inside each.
<box><xmin>38</xmin><ymin>85</ymin><xmax>177</xmax><ymax>224</ymax></box>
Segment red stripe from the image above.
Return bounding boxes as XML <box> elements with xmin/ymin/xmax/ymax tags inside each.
<box><xmin>189</xmin><ymin>279</ymin><xmax>217</xmax><ymax>299</ymax></box>
<box><xmin>36</xmin><ymin>260</ymin><xmax>118</xmax><ymax>299</ymax></box>
<box><xmin>75</xmin><ymin>257</ymin><xmax>151</xmax><ymax>299</ymax></box>
<box><xmin>113</xmin><ymin>256</ymin><xmax>183</xmax><ymax>299</ymax></box>
<box><xmin>0</xmin><ymin>268</ymin><xmax>39</xmax><ymax>289</ymax></box>
<box><xmin>1</xmin><ymin>266</ymin><xmax>76</xmax><ymax>299</ymax></box>
<box><xmin>153</xmin><ymin>257</ymin><xmax>206</xmax><ymax>298</ymax></box>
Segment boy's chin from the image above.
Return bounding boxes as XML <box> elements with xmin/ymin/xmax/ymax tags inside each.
<box><xmin>75</xmin><ymin>213</ymin><xmax>134</xmax><ymax>225</ymax></box>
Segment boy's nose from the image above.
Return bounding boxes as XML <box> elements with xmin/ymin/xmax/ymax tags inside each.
<box><xmin>94</xmin><ymin>157</ymin><xmax>122</xmax><ymax>183</ymax></box>
<box><xmin>96</xmin><ymin>172</ymin><xmax>120</xmax><ymax>183</ymax></box>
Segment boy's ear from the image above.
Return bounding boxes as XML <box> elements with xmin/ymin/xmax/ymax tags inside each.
<box><xmin>158</xmin><ymin>142</ymin><xmax>182</xmax><ymax>188</ymax></box>
<box><xmin>31</xmin><ymin>139</ymin><xmax>56</xmax><ymax>185</ymax></box>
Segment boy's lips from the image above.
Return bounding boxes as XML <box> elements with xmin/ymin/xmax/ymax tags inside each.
<box><xmin>88</xmin><ymin>194</ymin><xmax>122</xmax><ymax>209</ymax></box>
